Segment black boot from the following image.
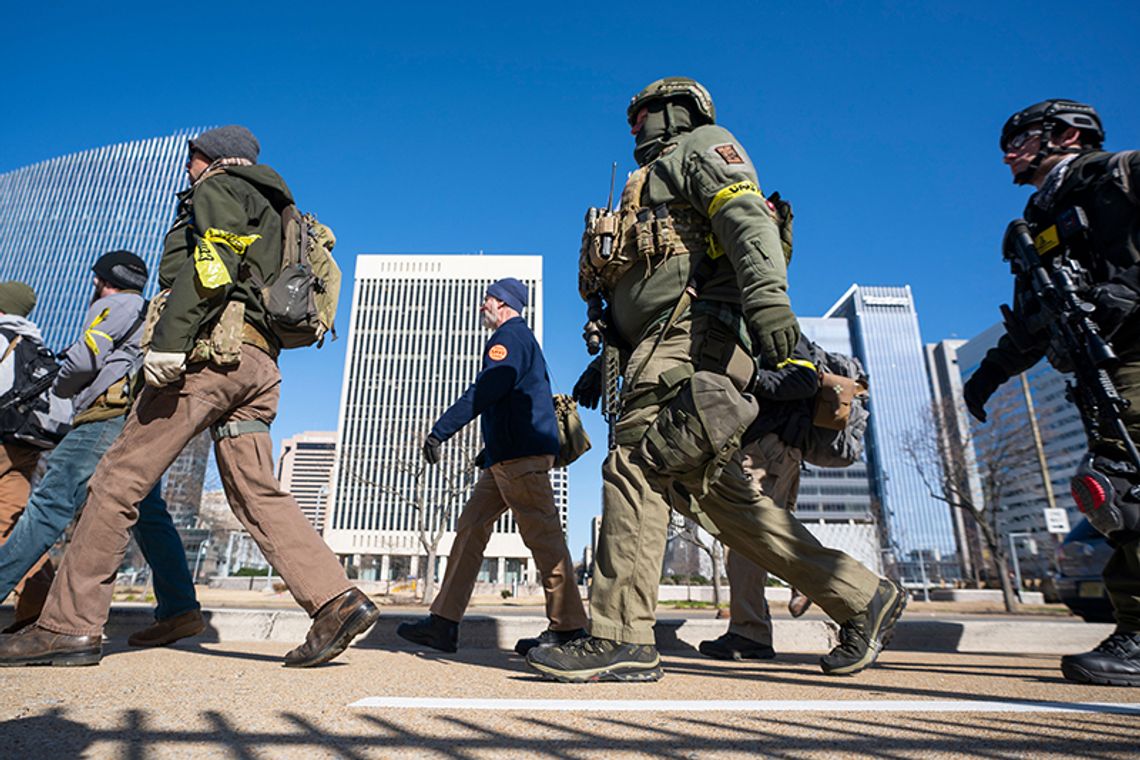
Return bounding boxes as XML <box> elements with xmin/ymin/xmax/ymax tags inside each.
<box><xmin>1061</xmin><ymin>631</ymin><xmax>1140</xmax><ymax>687</ymax></box>
<box><xmin>820</xmin><ymin>579</ymin><xmax>907</xmax><ymax>675</ymax></box>
<box><xmin>514</xmin><ymin>627</ymin><xmax>587</xmax><ymax>657</ymax></box>
<box><xmin>396</xmin><ymin>614</ymin><xmax>459</xmax><ymax>653</ymax></box>
<box><xmin>698</xmin><ymin>632</ymin><xmax>776</xmax><ymax>661</ymax></box>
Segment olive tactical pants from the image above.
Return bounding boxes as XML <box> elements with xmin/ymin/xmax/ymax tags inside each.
<box><xmin>726</xmin><ymin>433</ymin><xmax>803</xmax><ymax>645</ymax></box>
<box><xmin>430</xmin><ymin>455</ymin><xmax>587</xmax><ymax>631</ymax></box>
<box><xmin>589</xmin><ymin>314</ymin><xmax>880</xmax><ymax>645</ymax></box>
<box><xmin>37</xmin><ymin>345</ymin><xmax>354</xmax><ymax>636</ymax></box>
<box><xmin>1101</xmin><ymin>359</ymin><xmax>1140</xmax><ymax>633</ymax></box>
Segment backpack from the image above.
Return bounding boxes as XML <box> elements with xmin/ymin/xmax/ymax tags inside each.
<box><xmin>801</xmin><ymin>343</ymin><xmax>870</xmax><ymax>468</ymax></box>
<box><xmin>259</xmin><ymin>205</ymin><xmax>341</xmax><ymax>349</ymax></box>
<box><xmin>0</xmin><ymin>330</ymin><xmax>71</xmax><ymax>449</ymax></box>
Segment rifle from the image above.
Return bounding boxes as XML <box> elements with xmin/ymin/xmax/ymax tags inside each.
<box><xmin>581</xmin><ymin>163</ymin><xmax>621</xmax><ymax>448</ymax></box>
<box><xmin>0</xmin><ymin>365</ymin><xmax>59</xmax><ymax>415</ymax></box>
<box><xmin>1001</xmin><ymin>216</ymin><xmax>1140</xmax><ymax>470</ymax></box>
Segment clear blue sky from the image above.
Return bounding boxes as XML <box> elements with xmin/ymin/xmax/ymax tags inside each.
<box><xmin>4</xmin><ymin>1</ymin><xmax>1138</xmax><ymax>558</ymax></box>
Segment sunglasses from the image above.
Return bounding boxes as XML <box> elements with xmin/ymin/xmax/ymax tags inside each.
<box><xmin>1006</xmin><ymin>130</ymin><xmax>1043</xmax><ymax>151</ymax></box>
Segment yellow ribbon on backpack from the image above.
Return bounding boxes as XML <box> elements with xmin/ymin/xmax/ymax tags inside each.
<box><xmin>194</xmin><ymin>228</ymin><xmax>262</xmax><ymax>290</ymax></box>
<box><xmin>84</xmin><ymin>308</ymin><xmax>113</xmax><ymax>355</ymax></box>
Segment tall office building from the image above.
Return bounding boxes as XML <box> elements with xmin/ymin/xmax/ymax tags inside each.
<box><xmin>954</xmin><ymin>324</ymin><xmax>1085</xmax><ymax>575</ymax></box>
<box><xmin>0</xmin><ymin>132</ymin><xmax>211</xmax><ymax>530</ymax></box>
<box><xmin>325</xmin><ymin>255</ymin><xmax>568</xmax><ymax>585</ymax></box>
<box><xmin>825</xmin><ymin>285</ymin><xmax>959</xmax><ymax>580</ymax></box>
<box><xmin>278</xmin><ymin>431</ymin><xmax>338</xmax><ymax>532</ymax></box>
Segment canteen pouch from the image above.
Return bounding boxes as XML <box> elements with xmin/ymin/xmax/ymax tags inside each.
<box><xmin>813</xmin><ymin>372</ymin><xmax>868</xmax><ymax>431</ymax></box>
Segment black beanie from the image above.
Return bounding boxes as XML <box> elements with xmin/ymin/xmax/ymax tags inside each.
<box><xmin>93</xmin><ymin>250</ymin><xmax>148</xmax><ymax>291</ymax></box>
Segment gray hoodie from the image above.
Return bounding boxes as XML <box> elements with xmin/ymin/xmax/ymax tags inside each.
<box><xmin>53</xmin><ymin>291</ymin><xmax>146</xmax><ymax>415</ymax></box>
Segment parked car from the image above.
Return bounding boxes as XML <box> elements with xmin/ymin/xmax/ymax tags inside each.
<box><xmin>1053</xmin><ymin>517</ymin><xmax>1115</xmax><ymax>623</ymax></box>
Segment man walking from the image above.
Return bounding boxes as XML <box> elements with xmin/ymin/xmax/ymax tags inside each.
<box><xmin>397</xmin><ymin>278</ymin><xmax>588</xmax><ymax>656</ymax></box>
<box><xmin>0</xmin><ymin>126</ymin><xmax>377</xmax><ymax>667</ymax></box>
<box><xmin>0</xmin><ymin>252</ymin><xmax>202</xmax><ymax>644</ymax></box>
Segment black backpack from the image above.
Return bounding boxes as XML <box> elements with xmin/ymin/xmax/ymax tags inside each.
<box><xmin>0</xmin><ymin>329</ymin><xmax>69</xmax><ymax>448</ymax></box>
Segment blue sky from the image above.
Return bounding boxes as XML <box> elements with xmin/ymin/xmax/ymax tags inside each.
<box><xmin>4</xmin><ymin>1</ymin><xmax>1138</xmax><ymax>557</ymax></box>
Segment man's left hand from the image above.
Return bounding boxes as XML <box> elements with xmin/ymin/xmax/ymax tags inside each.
<box><xmin>143</xmin><ymin>350</ymin><xmax>187</xmax><ymax>387</ymax></box>
<box><xmin>422</xmin><ymin>435</ymin><xmax>442</xmax><ymax>465</ymax></box>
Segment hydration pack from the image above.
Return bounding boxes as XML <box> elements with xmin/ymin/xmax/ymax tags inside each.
<box><xmin>0</xmin><ymin>330</ymin><xmax>70</xmax><ymax>448</ymax></box>
<box><xmin>258</xmin><ymin>206</ymin><xmax>341</xmax><ymax>349</ymax></box>
<box><xmin>801</xmin><ymin>344</ymin><xmax>869</xmax><ymax>468</ymax></box>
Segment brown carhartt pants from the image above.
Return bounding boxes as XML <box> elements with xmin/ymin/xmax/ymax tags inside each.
<box><xmin>37</xmin><ymin>345</ymin><xmax>352</xmax><ymax>636</ymax></box>
<box><xmin>0</xmin><ymin>443</ymin><xmax>53</xmax><ymax>623</ymax></box>
<box><xmin>726</xmin><ymin>433</ymin><xmax>803</xmax><ymax>645</ymax></box>
<box><xmin>431</xmin><ymin>454</ymin><xmax>588</xmax><ymax>631</ymax></box>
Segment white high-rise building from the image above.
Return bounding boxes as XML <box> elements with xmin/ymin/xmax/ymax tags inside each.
<box><xmin>278</xmin><ymin>431</ymin><xmax>338</xmax><ymax>532</ymax></box>
<box><xmin>324</xmin><ymin>254</ymin><xmax>568</xmax><ymax>584</ymax></box>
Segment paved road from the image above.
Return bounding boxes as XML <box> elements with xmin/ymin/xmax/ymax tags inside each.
<box><xmin>2</xmin><ymin>641</ymin><xmax>1137</xmax><ymax>758</ymax></box>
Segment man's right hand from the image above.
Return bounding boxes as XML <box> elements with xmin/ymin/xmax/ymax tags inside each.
<box><xmin>573</xmin><ymin>360</ymin><xmax>603</xmax><ymax>409</ymax></box>
<box><xmin>143</xmin><ymin>350</ymin><xmax>187</xmax><ymax>388</ymax></box>
<box><xmin>422</xmin><ymin>434</ymin><xmax>442</xmax><ymax>465</ymax></box>
<box><xmin>751</xmin><ymin>306</ymin><xmax>800</xmax><ymax>367</ymax></box>
<box><xmin>962</xmin><ymin>361</ymin><xmax>1006</xmax><ymax>423</ymax></box>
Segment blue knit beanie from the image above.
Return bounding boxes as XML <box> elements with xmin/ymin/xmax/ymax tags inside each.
<box><xmin>487</xmin><ymin>278</ymin><xmax>528</xmax><ymax>313</ymax></box>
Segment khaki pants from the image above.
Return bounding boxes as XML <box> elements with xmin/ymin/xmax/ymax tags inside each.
<box><xmin>37</xmin><ymin>345</ymin><xmax>352</xmax><ymax>636</ymax></box>
<box><xmin>726</xmin><ymin>433</ymin><xmax>803</xmax><ymax>645</ymax></box>
<box><xmin>1102</xmin><ymin>359</ymin><xmax>1140</xmax><ymax>632</ymax></box>
<box><xmin>0</xmin><ymin>443</ymin><xmax>53</xmax><ymax>623</ymax></box>
<box><xmin>590</xmin><ymin>313</ymin><xmax>879</xmax><ymax>645</ymax></box>
<box><xmin>431</xmin><ymin>455</ymin><xmax>587</xmax><ymax>631</ymax></box>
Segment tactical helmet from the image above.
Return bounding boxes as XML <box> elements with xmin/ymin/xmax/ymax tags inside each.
<box><xmin>92</xmin><ymin>250</ymin><xmax>148</xmax><ymax>292</ymax></box>
<box><xmin>627</xmin><ymin>77</ymin><xmax>716</xmax><ymax>127</ymax></box>
<box><xmin>1000</xmin><ymin>99</ymin><xmax>1104</xmax><ymax>152</ymax></box>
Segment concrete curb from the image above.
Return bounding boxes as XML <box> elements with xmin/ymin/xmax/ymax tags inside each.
<box><xmin>3</xmin><ymin>606</ymin><xmax>1113</xmax><ymax>655</ymax></box>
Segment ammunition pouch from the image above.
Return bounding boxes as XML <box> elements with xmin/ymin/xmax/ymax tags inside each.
<box><xmin>552</xmin><ymin>394</ymin><xmax>591</xmax><ymax>468</ymax></box>
<box><xmin>638</xmin><ymin>370</ymin><xmax>758</xmax><ymax>498</ymax></box>
<box><xmin>189</xmin><ymin>300</ymin><xmax>246</xmax><ymax>366</ymax></box>
<box><xmin>1071</xmin><ymin>451</ymin><xmax>1140</xmax><ymax>539</ymax></box>
<box><xmin>71</xmin><ymin>375</ymin><xmax>135</xmax><ymax>426</ymax></box>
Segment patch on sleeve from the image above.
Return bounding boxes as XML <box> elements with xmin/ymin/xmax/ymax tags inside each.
<box><xmin>488</xmin><ymin>344</ymin><xmax>509</xmax><ymax>361</ymax></box>
<box><xmin>713</xmin><ymin>144</ymin><xmax>745</xmax><ymax>165</ymax></box>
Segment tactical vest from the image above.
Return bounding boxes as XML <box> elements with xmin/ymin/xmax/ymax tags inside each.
<box><xmin>579</xmin><ymin>161</ymin><xmax>714</xmax><ymax>299</ymax></box>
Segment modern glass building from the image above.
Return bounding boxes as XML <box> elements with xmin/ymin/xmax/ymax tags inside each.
<box><xmin>825</xmin><ymin>285</ymin><xmax>960</xmax><ymax>580</ymax></box>
<box><xmin>0</xmin><ymin>131</ymin><xmax>199</xmax><ymax>349</ymax></box>
<box><xmin>326</xmin><ymin>254</ymin><xmax>569</xmax><ymax>584</ymax></box>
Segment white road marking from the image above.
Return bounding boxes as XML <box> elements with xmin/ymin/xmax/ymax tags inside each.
<box><xmin>348</xmin><ymin>697</ymin><xmax>1140</xmax><ymax>714</ymax></box>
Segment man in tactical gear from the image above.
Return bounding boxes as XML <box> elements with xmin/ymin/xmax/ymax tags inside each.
<box><xmin>527</xmin><ymin>78</ymin><xmax>905</xmax><ymax>683</ymax></box>
<box><xmin>0</xmin><ymin>252</ymin><xmax>202</xmax><ymax>644</ymax></box>
<box><xmin>397</xmin><ymin>278</ymin><xmax>588</xmax><ymax>657</ymax></box>
<box><xmin>0</xmin><ymin>126</ymin><xmax>378</xmax><ymax>668</ymax></box>
<box><xmin>963</xmin><ymin>99</ymin><xmax>1140</xmax><ymax>687</ymax></box>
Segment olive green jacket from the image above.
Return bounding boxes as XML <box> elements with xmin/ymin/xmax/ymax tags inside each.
<box><xmin>609</xmin><ymin>124</ymin><xmax>790</xmax><ymax>347</ymax></box>
<box><xmin>151</xmin><ymin>165</ymin><xmax>293</xmax><ymax>354</ymax></box>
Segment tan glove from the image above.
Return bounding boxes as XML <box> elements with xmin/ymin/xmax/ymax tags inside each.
<box><xmin>143</xmin><ymin>350</ymin><xmax>187</xmax><ymax>387</ymax></box>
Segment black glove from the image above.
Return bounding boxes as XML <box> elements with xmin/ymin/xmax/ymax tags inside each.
<box><xmin>1090</xmin><ymin>282</ymin><xmax>1139</xmax><ymax>338</ymax></box>
<box><xmin>422</xmin><ymin>434</ymin><xmax>442</xmax><ymax>465</ymax></box>
<box><xmin>962</xmin><ymin>360</ymin><xmax>1006</xmax><ymax>423</ymax></box>
<box><xmin>573</xmin><ymin>359</ymin><xmax>603</xmax><ymax>410</ymax></box>
<box><xmin>766</xmin><ymin>191</ymin><xmax>794</xmax><ymax>265</ymax></box>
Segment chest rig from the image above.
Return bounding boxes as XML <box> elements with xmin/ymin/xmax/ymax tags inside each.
<box><xmin>578</xmin><ymin>160</ymin><xmax>714</xmax><ymax>300</ymax></box>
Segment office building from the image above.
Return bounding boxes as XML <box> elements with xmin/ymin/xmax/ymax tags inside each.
<box><xmin>278</xmin><ymin>431</ymin><xmax>338</xmax><ymax>532</ymax></box>
<box><xmin>324</xmin><ymin>254</ymin><xmax>568</xmax><ymax>585</ymax></box>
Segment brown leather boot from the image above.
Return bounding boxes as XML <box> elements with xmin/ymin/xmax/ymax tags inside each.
<box><xmin>128</xmin><ymin>609</ymin><xmax>207</xmax><ymax>647</ymax></box>
<box><xmin>283</xmin><ymin>588</ymin><xmax>379</xmax><ymax>668</ymax></box>
<box><xmin>0</xmin><ymin>625</ymin><xmax>102</xmax><ymax>667</ymax></box>
<box><xmin>788</xmin><ymin>588</ymin><xmax>813</xmax><ymax>618</ymax></box>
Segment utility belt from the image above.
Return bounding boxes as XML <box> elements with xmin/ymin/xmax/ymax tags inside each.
<box><xmin>143</xmin><ymin>295</ymin><xmax>279</xmax><ymax>367</ymax></box>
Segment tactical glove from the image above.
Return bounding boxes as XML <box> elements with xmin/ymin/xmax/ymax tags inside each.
<box><xmin>751</xmin><ymin>305</ymin><xmax>800</xmax><ymax>367</ymax></box>
<box><xmin>573</xmin><ymin>358</ymin><xmax>603</xmax><ymax>410</ymax></box>
<box><xmin>962</xmin><ymin>360</ymin><xmax>1006</xmax><ymax>423</ymax></box>
<box><xmin>1090</xmin><ymin>283</ymin><xmax>1139</xmax><ymax>338</ymax></box>
<box><xmin>422</xmin><ymin>434</ymin><xmax>442</xmax><ymax>465</ymax></box>
<box><xmin>143</xmin><ymin>350</ymin><xmax>187</xmax><ymax>388</ymax></box>
<box><xmin>766</xmin><ymin>191</ymin><xmax>794</xmax><ymax>266</ymax></box>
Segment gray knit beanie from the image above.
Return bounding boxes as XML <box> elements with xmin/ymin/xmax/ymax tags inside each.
<box><xmin>189</xmin><ymin>125</ymin><xmax>260</xmax><ymax>163</ymax></box>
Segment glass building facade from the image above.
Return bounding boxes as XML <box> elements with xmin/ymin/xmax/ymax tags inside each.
<box><xmin>0</xmin><ymin>131</ymin><xmax>199</xmax><ymax>349</ymax></box>
<box><xmin>825</xmin><ymin>285</ymin><xmax>960</xmax><ymax>580</ymax></box>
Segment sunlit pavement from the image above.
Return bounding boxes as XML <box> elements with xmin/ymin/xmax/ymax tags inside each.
<box><xmin>3</xmin><ymin>640</ymin><xmax>1137</xmax><ymax>758</ymax></box>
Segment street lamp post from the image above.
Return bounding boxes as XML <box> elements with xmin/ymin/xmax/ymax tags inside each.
<box><xmin>1008</xmin><ymin>531</ymin><xmax>1035</xmax><ymax>603</ymax></box>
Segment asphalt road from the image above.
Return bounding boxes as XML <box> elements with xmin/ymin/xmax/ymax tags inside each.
<box><xmin>2</xmin><ymin>641</ymin><xmax>1137</xmax><ymax>759</ymax></box>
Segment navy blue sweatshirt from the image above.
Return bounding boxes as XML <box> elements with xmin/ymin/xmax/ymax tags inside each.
<box><xmin>431</xmin><ymin>316</ymin><xmax>560</xmax><ymax>466</ymax></box>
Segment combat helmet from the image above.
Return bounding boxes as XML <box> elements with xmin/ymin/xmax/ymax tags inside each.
<box><xmin>1001</xmin><ymin>99</ymin><xmax>1103</xmax><ymax>183</ymax></box>
<box><xmin>627</xmin><ymin>77</ymin><xmax>716</xmax><ymax>127</ymax></box>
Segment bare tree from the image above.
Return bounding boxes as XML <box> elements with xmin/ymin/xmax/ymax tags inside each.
<box><xmin>667</xmin><ymin>515</ymin><xmax>725</xmax><ymax>608</ymax></box>
<box><xmin>902</xmin><ymin>384</ymin><xmax>1043</xmax><ymax>612</ymax></box>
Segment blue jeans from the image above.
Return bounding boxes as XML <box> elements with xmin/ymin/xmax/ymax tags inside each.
<box><xmin>0</xmin><ymin>414</ymin><xmax>199</xmax><ymax>621</ymax></box>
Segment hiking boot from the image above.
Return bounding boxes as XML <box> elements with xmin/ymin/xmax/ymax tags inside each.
<box><xmin>514</xmin><ymin>627</ymin><xmax>587</xmax><ymax>657</ymax></box>
<box><xmin>526</xmin><ymin>635</ymin><xmax>663</xmax><ymax>682</ymax></box>
<box><xmin>788</xmin><ymin>589</ymin><xmax>813</xmax><ymax>618</ymax></box>
<box><xmin>283</xmin><ymin>588</ymin><xmax>380</xmax><ymax>668</ymax></box>
<box><xmin>0</xmin><ymin>625</ymin><xmax>102</xmax><ymax>667</ymax></box>
<box><xmin>1061</xmin><ymin>631</ymin><xmax>1140</xmax><ymax>687</ymax></box>
<box><xmin>128</xmin><ymin>609</ymin><xmax>206</xmax><ymax>647</ymax></box>
<box><xmin>698</xmin><ymin>632</ymin><xmax>776</xmax><ymax>661</ymax></box>
<box><xmin>396</xmin><ymin>614</ymin><xmax>459</xmax><ymax>653</ymax></box>
<box><xmin>820</xmin><ymin>579</ymin><xmax>907</xmax><ymax>675</ymax></box>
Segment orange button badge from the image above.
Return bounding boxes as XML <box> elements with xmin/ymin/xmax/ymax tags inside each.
<box><xmin>488</xmin><ymin>344</ymin><xmax>508</xmax><ymax>361</ymax></box>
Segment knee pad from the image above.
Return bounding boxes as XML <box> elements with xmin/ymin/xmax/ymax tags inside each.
<box><xmin>1071</xmin><ymin>452</ymin><xmax>1140</xmax><ymax>537</ymax></box>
